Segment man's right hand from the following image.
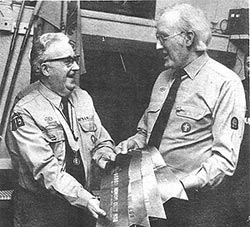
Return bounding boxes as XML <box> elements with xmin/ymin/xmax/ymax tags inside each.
<box><xmin>87</xmin><ymin>197</ymin><xmax>106</xmax><ymax>219</ymax></box>
<box><xmin>115</xmin><ymin>139</ymin><xmax>139</xmax><ymax>154</ymax></box>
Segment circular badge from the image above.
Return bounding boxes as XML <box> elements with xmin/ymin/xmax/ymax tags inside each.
<box><xmin>181</xmin><ymin>122</ymin><xmax>191</xmax><ymax>133</ymax></box>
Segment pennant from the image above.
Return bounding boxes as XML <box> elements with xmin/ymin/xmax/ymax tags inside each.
<box><xmin>37</xmin><ymin>1</ymin><xmax>62</xmax><ymax>29</ymax></box>
<box><xmin>128</xmin><ymin>151</ymin><xmax>149</xmax><ymax>227</ymax></box>
<box><xmin>97</xmin><ymin>154</ymin><xmax>132</xmax><ymax>227</ymax></box>
<box><xmin>34</xmin><ymin>1</ymin><xmax>62</xmax><ymax>38</ymax></box>
<box><xmin>66</xmin><ymin>0</ymin><xmax>86</xmax><ymax>77</ymax></box>
<box><xmin>146</xmin><ymin>146</ymin><xmax>188</xmax><ymax>205</ymax></box>
<box><xmin>140</xmin><ymin>151</ymin><xmax>166</xmax><ymax>220</ymax></box>
<box><xmin>98</xmin><ymin>150</ymin><xmax>169</xmax><ymax>227</ymax></box>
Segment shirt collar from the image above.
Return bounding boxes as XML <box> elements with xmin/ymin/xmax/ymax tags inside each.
<box><xmin>38</xmin><ymin>81</ymin><xmax>62</xmax><ymax>109</ymax></box>
<box><xmin>184</xmin><ymin>52</ymin><xmax>209</xmax><ymax>80</ymax></box>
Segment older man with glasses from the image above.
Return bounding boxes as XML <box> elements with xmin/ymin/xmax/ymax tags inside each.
<box><xmin>5</xmin><ymin>33</ymin><xmax>116</xmax><ymax>227</ymax></box>
<box><xmin>116</xmin><ymin>3</ymin><xmax>246</xmax><ymax>227</ymax></box>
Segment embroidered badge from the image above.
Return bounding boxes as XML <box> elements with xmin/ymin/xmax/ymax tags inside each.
<box><xmin>181</xmin><ymin>122</ymin><xmax>191</xmax><ymax>133</ymax></box>
<box><xmin>231</xmin><ymin>117</ymin><xmax>238</xmax><ymax>130</ymax></box>
<box><xmin>11</xmin><ymin>113</ymin><xmax>25</xmax><ymax>131</ymax></box>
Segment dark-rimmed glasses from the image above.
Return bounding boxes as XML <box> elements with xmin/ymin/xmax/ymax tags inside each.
<box><xmin>43</xmin><ymin>55</ymin><xmax>80</xmax><ymax>67</ymax></box>
<box><xmin>156</xmin><ymin>32</ymin><xmax>184</xmax><ymax>45</ymax></box>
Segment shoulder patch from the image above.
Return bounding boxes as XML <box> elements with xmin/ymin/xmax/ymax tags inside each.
<box><xmin>231</xmin><ymin>117</ymin><xmax>238</xmax><ymax>130</ymax></box>
<box><xmin>11</xmin><ymin>113</ymin><xmax>25</xmax><ymax>131</ymax></box>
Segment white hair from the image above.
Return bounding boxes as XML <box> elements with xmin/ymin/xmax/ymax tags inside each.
<box><xmin>160</xmin><ymin>4</ymin><xmax>212</xmax><ymax>51</ymax></box>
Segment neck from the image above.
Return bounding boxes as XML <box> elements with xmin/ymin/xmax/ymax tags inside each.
<box><xmin>181</xmin><ymin>51</ymin><xmax>203</xmax><ymax>69</ymax></box>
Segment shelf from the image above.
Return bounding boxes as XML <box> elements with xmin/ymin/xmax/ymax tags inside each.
<box><xmin>229</xmin><ymin>34</ymin><xmax>249</xmax><ymax>40</ymax></box>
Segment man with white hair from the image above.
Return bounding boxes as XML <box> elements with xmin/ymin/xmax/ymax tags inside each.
<box><xmin>116</xmin><ymin>4</ymin><xmax>246</xmax><ymax>227</ymax></box>
<box><xmin>6</xmin><ymin>33</ymin><xmax>116</xmax><ymax>227</ymax></box>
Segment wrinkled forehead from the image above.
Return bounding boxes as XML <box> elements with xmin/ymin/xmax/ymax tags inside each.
<box><xmin>157</xmin><ymin>11</ymin><xmax>180</xmax><ymax>34</ymax></box>
<box><xmin>44</xmin><ymin>40</ymin><xmax>74</xmax><ymax>59</ymax></box>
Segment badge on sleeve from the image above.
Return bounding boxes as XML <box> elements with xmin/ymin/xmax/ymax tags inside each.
<box><xmin>11</xmin><ymin>113</ymin><xmax>25</xmax><ymax>131</ymax></box>
<box><xmin>231</xmin><ymin>117</ymin><xmax>238</xmax><ymax>130</ymax></box>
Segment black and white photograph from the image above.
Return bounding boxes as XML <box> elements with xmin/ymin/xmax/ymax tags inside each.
<box><xmin>0</xmin><ymin>0</ymin><xmax>249</xmax><ymax>227</ymax></box>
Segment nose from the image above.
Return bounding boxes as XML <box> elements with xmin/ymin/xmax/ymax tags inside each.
<box><xmin>156</xmin><ymin>39</ymin><xmax>164</xmax><ymax>50</ymax></box>
<box><xmin>72</xmin><ymin>61</ymin><xmax>79</xmax><ymax>71</ymax></box>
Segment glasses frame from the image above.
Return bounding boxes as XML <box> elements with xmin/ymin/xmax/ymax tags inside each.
<box><xmin>156</xmin><ymin>32</ymin><xmax>184</xmax><ymax>45</ymax></box>
<box><xmin>43</xmin><ymin>55</ymin><xmax>80</xmax><ymax>67</ymax></box>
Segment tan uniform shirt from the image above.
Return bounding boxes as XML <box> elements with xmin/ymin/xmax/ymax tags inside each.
<box><xmin>132</xmin><ymin>53</ymin><xmax>246</xmax><ymax>190</ymax></box>
<box><xmin>6</xmin><ymin>82</ymin><xmax>113</xmax><ymax>207</ymax></box>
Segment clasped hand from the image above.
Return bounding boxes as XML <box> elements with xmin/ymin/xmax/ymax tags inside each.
<box><xmin>115</xmin><ymin>139</ymin><xmax>139</xmax><ymax>154</ymax></box>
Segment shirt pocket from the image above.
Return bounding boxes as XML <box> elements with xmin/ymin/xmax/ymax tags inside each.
<box><xmin>78</xmin><ymin>120</ymin><xmax>97</xmax><ymax>132</ymax></box>
<box><xmin>42</xmin><ymin>125</ymin><xmax>65</xmax><ymax>160</ymax></box>
<box><xmin>43</xmin><ymin>125</ymin><xmax>65</xmax><ymax>142</ymax></box>
<box><xmin>175</xmin><ymin>105</ymin><xmax>211</xmax><ymax>138</ymax></box>
<box><xmin>176</xmin><ymin>105</ymin><xmax>206</xmax><ymax>121</ymax></box>
<box><xmin>78</xmin><ymin>119</ymin><xmax>98</xmax><ymax>149</ymax></box>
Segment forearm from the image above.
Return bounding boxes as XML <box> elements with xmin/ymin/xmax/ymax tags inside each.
<box><xmin>52</xmin><ymin>172</ymin><xmax>95</xmax><ymax>207</ymax></box>
<box><xmin>128</xmin><ymin>128</ymin><xmax>147</xmax><ymax>148</ymax></box>
<box><xmin>181</xmin><ymin>154</ymin><xmax>227</xmax><ymax>190</ymax></box>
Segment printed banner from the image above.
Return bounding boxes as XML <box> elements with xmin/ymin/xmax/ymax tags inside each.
<box><xmin>97</xmin><ymin>154</ymin><xmax>131</xmax><ymax>227</ymax></box>
<box><xmin>128</xmin><ymin>151</ymin><xmax>149</xmax><ymax>227</ymax></box>
<box><xmin>97</xmin><ymin>147</ymin><xmax>188</xmax><ymax>227</ymax></box>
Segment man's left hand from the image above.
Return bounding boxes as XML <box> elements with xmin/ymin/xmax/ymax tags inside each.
<box><xmin>93</xmin><ymin>147</ymin><xmax>116</xmax><ymax>169</ymax></box>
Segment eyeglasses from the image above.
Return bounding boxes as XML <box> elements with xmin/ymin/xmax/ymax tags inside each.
<box><xmin>156</xmin><ymin>32</ymin><xmax>184</xmax><ymax>45</ymax></box>
<box><xmin>43</xmin><ymin>55</ymin><xmax>80</xmax><ymax>67</ymax></box>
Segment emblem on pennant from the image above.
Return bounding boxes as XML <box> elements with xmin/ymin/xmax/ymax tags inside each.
<box><xmin>11</xmin><ymin>113</ymin><xmax>25</xmax><ymax>131</ymax></box>
<box><xmin>231</xmin><ymin>117</ymin><xmax>238</xmax><ymax>130</ymax></box>
<box><xmin>181</xmin><ymin>122</ymin><xmax>191</xmax><ymax>132</ymax></box>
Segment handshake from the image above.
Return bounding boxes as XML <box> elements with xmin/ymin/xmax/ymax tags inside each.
<box><xmin>115</xmin><ymin>139</ymin><xmax>139</xmax><ymax>154</ymax></box>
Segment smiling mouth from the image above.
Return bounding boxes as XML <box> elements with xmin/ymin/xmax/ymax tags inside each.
<box><xmin>161</xmin><ymin>51</ymin><xmax>168</xmax><ymax>58</ymax></box>
<box><xmin>67</xmin><ymin>72</ymin><xmax>75</xmax><ymax>78</ymax></box>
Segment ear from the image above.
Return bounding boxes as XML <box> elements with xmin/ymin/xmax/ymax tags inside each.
<box><xmin>185</xmin><ymin>31</ymin><xmax>195</xmax><ymax>47</ymax></box>
<box><xmin>41</xmin><ymin>63</ymin><xmax>50</xmax><ymax>77</ymax></box>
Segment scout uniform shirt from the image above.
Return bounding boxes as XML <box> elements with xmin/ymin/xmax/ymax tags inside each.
<box><xmin>131</xmin><ymin>52</ymin><xmax>246</xmax><ymax>190</ymax></box>
<box><xmin>6</xmin><ymin>81</ymin><xmax>113</xmax><ymax>208</ymax></box>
